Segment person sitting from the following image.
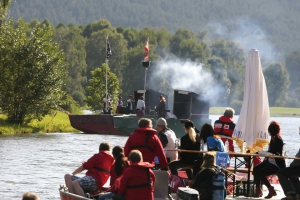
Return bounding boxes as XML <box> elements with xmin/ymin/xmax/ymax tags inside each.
<box><xmin>64</xmin><ymin>142</ymin><xmax>114</xmax><ymax>197</ymax></box>
<box><xmin>156</xmin><ymin>117</ymin><xmax>178</xmax><ymax>162</ymax></box>
<box><xmin>214</xmin><ymin>107</ymin><xmax>236</xmax><ymax>153</ymax></box>
<box><xmin>136</xmin><ymin>96</ymin><xmax>145</xmax><ymax>118</ymax></box>
<box><xmin>98</xmin><ymin>146</ymin><xmax>128</xmax><ymax>200</ymax></box>
<box><xmin>277</xmin><ymin>148</ymin><xmax>300</xmax><ymax>200</ymax></box>
<box><xmin>191</xmin><ymin>152</ymin><xmax>221</xmax><ymax>200</ymax></box>
<box><xmin>169</xmin><ymin>120</ymin><xmax>203</xmax><ymax>184</ymax></box>
<box><xmin>118</xmin><ymin>150</ymin><xmax>156</xmax><ymax>200</ymax></box>
<box><xmin>200</xmin><ymin>123</ymin><xmax>225</xmax><ymax>152</ymax></box>
<box><xmin>253</xmin><ymin>121</ymin><xmax>286</xmax><ymax>198</ymax></box>
<box><xmin>165</xmin><ymin>110</ymin><xmax>177</xmax><ymax>119</ymax></box>
<box><xmin>124</xmin><ymin>118</ymin><xmax>168</xmax><ymax>170</ymax></box>
<box><xmin>22</xmin><ymin>192</ymin><xmax>40</xmax><ymax>200</ymax></box>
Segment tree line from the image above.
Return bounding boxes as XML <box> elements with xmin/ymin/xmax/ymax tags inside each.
<box><xmin>1</xmin><ymin>0</ymin><xmax>300</xmax><ymax>124</ymax></box>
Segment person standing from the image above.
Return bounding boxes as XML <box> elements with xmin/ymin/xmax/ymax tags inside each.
<box><xmin>102</xmin><ymin>93</ymin><xmax>113</xmax><ymax>114</ymax></box>
<box><xmin>214</xmin><ymin>107</ymin><xmax>236</xmax><ymax>152</ymax></box>
<box><xmin>155</xmin><ymin>95</ymin><xmax>167</xmax><ymax>118</ymax></box>
<box><xmin>156</xmin><ymin>117</ymin><xmax>178</xmax><ymax>162</ymax></box>
<box><xmin>124</xmin><ymin>118</ymin><xmax>168</xmax><ymax>170</ymax></box>
<box><xmin>64</xmin><ymin>143</ymin><xmax>114</xmax><ymax>197</ymax></box>
<box><xmin>116</xmin><ymin>96</ymin><xmax>123</xmax><ymax>114</ymax></box>
<box><xmin>277</xmin><ymin>148</ymin><xmax>300</xmax><ymax>200</ymax></box>
<box><xmin>127</xmin><ymin>94</ymin><xmax>135</xmax><ymax>114</ymax></box>
<box><xmin>252</xmin><ymin>121</ymin><xmax>286</xmax><ymax>198</ymax></box>
<box><xmin>136</xmin><ymin>96</ymin><xmax>145</xmax><ymax>118</ymax></box>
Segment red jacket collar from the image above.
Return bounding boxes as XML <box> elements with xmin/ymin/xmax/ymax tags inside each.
<box><xmin>219</xmin><ymin>116</ymin><xmax>234</xmax><ymax>123</ymax></box>
<box><xmin>130</xmin><ymin>161</ymin><xmax>154</xmax><ymax>168</ymax></box>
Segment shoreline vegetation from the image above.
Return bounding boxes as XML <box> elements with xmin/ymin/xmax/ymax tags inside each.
<box><xmin>0</xmin><ymin>107</ymin><xmax>299</xmax><ymax>136</ymax></box>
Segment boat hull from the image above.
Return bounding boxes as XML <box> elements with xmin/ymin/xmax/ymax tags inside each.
<box><xmin>59</xmin><ymin>189</ymin><xmax>90</xmax><ymax>200</ymax></box>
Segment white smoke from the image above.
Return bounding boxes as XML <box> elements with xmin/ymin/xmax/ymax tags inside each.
<box><xmin>206</xmin><ymin>18</ymin><xmax>281</xmax><ymax>64</ymax></box>
<box><xmin>148</xmin><ymin>58</ymin><xmax>226</xmax><ymax>108</ymax></box>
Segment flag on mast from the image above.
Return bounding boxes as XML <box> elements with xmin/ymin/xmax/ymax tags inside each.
<box><xmin>144</xmin><ymin>39</ymin><xmax>149</xmax><ymax>61</ymax></box>
<box><xmin>106</xmin><ymin>38</ymin><xmax>112</xmax><ymax>58</ymax></box>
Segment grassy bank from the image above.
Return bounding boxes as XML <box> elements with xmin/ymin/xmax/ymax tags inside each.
<box><xmin>1</xmin><ymin>107</ymin><xmax>300</xmax><ymax>136</ymax></box>
<box><xmin>210</xmin><ymin>107</ymin><xmax>300</xmax><ymax>117</ymax></box>
<box><xmin>0</xmin><ymin>111</ymin><xmax>79</xmax><ymax>136</ymax></box>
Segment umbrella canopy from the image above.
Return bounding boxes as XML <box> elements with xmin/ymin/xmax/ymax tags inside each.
<box><xmin>232</xmin><ymin>49</ymin><xmax>270</xmax><ymax>152</ymax></box>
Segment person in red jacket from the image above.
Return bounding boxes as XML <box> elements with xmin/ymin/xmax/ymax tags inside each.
<box><xmin>98</xmin><ymin>145</ymin><xmax>128</xmax><ymax>200</ymax></box>
<box><xmin>124</xmin><ymin>118</ymin><xmax>168</xmax><ymax>170</ymax></box>
<box><xmin>64</xmin><ymin>142</ymin><xmax>114</xmax><ymax>197</ymax></box>
<box><xmin>214</xmin><ymin>107</ymin><xmax>236</xmax><ymax>153</ymax></box>
<box><xmin>119</xmin><ymin>150</ymin><xmax>156</xmax><ymax>200</ymax></box>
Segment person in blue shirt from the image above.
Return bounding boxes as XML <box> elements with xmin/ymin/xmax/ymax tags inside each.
<box><xmin>199</xmin><ymin>123</ymin><xmax>224</xmax><ymax>152</ymax></box>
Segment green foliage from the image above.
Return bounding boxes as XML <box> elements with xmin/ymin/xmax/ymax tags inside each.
<box><xmin>84</xmin><ymin>63</ymin><xmax>122</xmax><ymax>112</ymax></box>
<box><xmin>0</xmin><ymin>111</ymin><xmax>78</xmax><ymax>135</ymax></box>
<box><xmin>264</xmin><ymin>62</ymin><xmax>290</xmax><ymax>106</ymax></box>
<box><xmin>0</xmin><ymin>19</ymin><xmax>68</xmax><ymax>124</ymax></box>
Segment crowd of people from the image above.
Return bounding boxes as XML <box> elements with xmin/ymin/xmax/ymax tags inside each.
<box><xmin>58</xmin><ymin>105</ymin><xmax>300</xmax><ymax>200</ymax></box>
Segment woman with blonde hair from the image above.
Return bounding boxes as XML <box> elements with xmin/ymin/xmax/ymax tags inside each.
<box><xmin>169</xmin><ymin>120</ymin><xmax>203</xmax><ymax>183</ymax></box>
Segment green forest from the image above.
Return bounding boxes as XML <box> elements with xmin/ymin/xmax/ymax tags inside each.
<box><xmin>1</xmin><ymin>0</ymin><xmax>300</xmax><ymax>123</ymax></box>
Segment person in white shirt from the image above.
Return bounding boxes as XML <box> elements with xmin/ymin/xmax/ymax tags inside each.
<box><xmin>136</xmin><ymin>96</ymin><xmax>145</xmax><ymax>118</ymax></box>
<box><xmin>165</xmin><ymin>110</ymin><xmax>177</xmax><ymax>119</ymax></box>
<box><xmin>156</xmin><ymin>117</ymin><xmax>178</xmax><ymax>162</ymax></box>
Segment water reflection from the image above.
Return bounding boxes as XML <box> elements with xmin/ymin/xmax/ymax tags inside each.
<box><xmin>0</xmin><ymin>116</ymin><xmax>299</xmax><ymax>200</ymax></box>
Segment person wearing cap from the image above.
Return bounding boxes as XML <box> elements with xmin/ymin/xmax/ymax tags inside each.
<box><xmin>116</xmin><ymin>96</ymin><xmax>123</xmax><ymax>114</ymax></box>
<box><xmin>155</xmin><ymin>95</ymin><xmax>166</xmax><ymax>118</ymax></box>
<box><xmin>156</xmin><ymin>117</ymin><xmax>177</xmax><ymax>162</ymax></box>
<box><xmin>169</xmin><ymin>120</ymin><xmax>203</xmax><ymax>183</ymax></box>
<box><xmin>127</xmin><ymin>95</ymin><xmax>135</xmax><ymax>114</ymax></box>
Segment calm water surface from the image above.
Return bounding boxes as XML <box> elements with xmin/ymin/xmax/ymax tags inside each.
<box><xmin>0</xmin><ymin>115</ymin><xmax>299</xmax><ymax>200</ymax></box>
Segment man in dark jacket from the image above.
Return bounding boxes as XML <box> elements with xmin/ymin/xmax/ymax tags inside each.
<box><xmin>124</xmin><ymin>118</ymin><xmax>168</xmax><ymax>170</ymax></box>
<box><xmin>214</xmin><ymin>107</ymin><xmax>236</xmax><ymax>152</ymax></box>
<box><xmin>277</xmin><ymin>148</ymin><xmax>300</xmax><ymax>200</ymax></box>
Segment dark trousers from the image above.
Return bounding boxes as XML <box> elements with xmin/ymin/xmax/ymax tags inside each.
<box><xmin>253</xmin><ymin>161</ymin><xmax>279</xmax><ymax>188</ymax></box>
<box><xmin>277</xmin><ymin>166</ymin><xmax>300</xmax><ymax>195</ymax></box>
<box><xmin>169</xmin><ymin>160</ymin><xmax>203</xmax><ymax>180</ymax></box>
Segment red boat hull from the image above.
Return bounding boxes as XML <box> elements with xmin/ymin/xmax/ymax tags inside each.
<box><xmin>69</xmin><ymin>114</ymin><xmax>125</xmax><ymax>135</ymax></box>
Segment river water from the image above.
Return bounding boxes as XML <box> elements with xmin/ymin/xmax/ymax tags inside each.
<box><xmin>0</xmin><ymin>115</ymin><xmax>299</xmax><ymax>200</ymax></box>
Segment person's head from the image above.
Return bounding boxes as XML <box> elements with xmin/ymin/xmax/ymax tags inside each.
<box><xmin>224</xmin><ymin>107</ymin><xmax>235</xmax><ymax>118</ymax></box>
<box><xmin>184</xmin><ymin>121</ymin><xmax>196</xmax><ymax>143</ymax></box>
<box><xmin>119</xmin><ymin>96</ymin><xmax>122</xmax><ymax>100</ymax></box>
<box><xmin>112</xmin><ymin>145</ymin><xmax>124</xmax><ymax>159</ymax></box>
<box><xmin>129</xmin><ymin>150</ymin><xmax>143</xmax><ymax>163</ymax></box>
<box><xmin>200</xmin><ymin>123</ymin><xmax>218</xmax><ymax>143</ymax></box>
<box><xmin>113</xmin><ymin>146</ymin><xmax>127</xmax><ymax>175</ymax></box>
<box><xmin>129</xmin><ymin>95</ymin><xmax>133</xmax><ymax>99</ymax></box>
<box><xmin>22</xmin><ymin>192</ymin><xmax>40</xmax><ymax>200</ymax></box>
<box><xmin>268</xmin><ymin>121</ymin><xmax>281</xmax><ymax>137</ymax></box>
<box><xmin>138</xmin><ymin>118</ymin><xmax>152</xmax><ymax>128</ymax></box>
<box><xmin>140</xmin><ymin>96</ymin><xmax>144</xmax><ymax>100</ymax></box>
<box><xmin>201</xmin><ymin>152</ymin><xmax>216</xmax><ymax>167</ymax></box>
<box><xmin>156</xmin><ymin>117</ymin><xmax>167</xmax><ymax>131</ymax></box>
<box><xmin>159</xmin><ymin>95</ymin><xmax>166</xmax><ymax>102</ymax></box>
<box><xmin>99</xmin><ymin>142</ymin><xmax>110</xmax><ymax>151</ymax></box>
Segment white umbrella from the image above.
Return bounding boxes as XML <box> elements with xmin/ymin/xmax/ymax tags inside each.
<box><xmin>232</xmin><ymin>48</ymin><xmax>270</xmax><ymax>152</ymax></box>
